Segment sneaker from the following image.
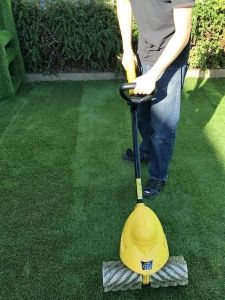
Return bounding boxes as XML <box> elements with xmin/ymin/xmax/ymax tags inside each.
<box><xmin>143</xmin><ymin>179</ymin><xmax>166</xmax><ymax>197</ymax></box>
<box><xmin>123</xmin><ymin>148</ymin><xmax>149</xmax><ymax>163</ymax></box>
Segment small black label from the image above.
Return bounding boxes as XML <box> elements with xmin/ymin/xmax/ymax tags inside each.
<box><xmin>141</xmin><ymin>261</ymin><xmax>153</xmax><ymax>270</ymax></box>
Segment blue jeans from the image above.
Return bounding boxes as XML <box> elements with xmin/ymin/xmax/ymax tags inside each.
<box><xmin>137</xmin><ymin>63</ymin><xmax>188</xmax><ymax>181</ymax></box>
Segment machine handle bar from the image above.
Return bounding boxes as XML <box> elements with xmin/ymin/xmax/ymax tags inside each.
<box><xmin>119</xmin><ymin>83</ymin><xmax>156</xmax><ymax>104</ymax></box>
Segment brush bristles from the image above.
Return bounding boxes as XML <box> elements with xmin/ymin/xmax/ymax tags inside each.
<box><xmin>102</xmin><ymin>256</ymin><xmax>188</xmax><ymax>292</ymax></box>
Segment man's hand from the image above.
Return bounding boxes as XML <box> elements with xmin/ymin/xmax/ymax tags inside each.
<box><xmin>122</xmin><ymin>49</ymin><xmax>137</xmax><ymax>72</ymax></box>
<box><xmin>133</xmin><ymin>71</ymin><xmax>157</xmax><ymax>95</ymax></box>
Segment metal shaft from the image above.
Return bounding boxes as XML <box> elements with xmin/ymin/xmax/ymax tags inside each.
<box><xmin>131</xmin><ymin>105</ymin><xmax>140</xmax><ymax>180</ymax></box>
<box><xmin>130</xmin><ymin>105</ymin><xmax>143</xmax><ymax>202</ymax></box>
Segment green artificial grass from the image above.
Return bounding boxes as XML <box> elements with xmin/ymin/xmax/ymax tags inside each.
<box><xmin>0</xmin><ymin>78</ymin><xmax>225</xmax><ymax>299</ymax></box>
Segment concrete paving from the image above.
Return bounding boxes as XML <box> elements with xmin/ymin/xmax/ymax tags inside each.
<box><xmin>26</xmin><ymin>69</ymin><xmax>225</xmax><ymax>82</ymax></box>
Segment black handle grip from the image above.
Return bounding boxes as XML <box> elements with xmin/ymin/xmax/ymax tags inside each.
<box><xmin>119</xmin><ymin>83</ymin><xmax>156</xmax><ymax>104</ymax></box>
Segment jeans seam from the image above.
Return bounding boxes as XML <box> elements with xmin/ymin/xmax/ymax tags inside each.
<box><xmin>168</xmin><ymin>70</ymin><xmax>181</xmax><ymax>166</ymax></box>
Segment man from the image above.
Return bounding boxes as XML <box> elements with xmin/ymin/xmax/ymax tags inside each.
<box><xmin>117</xmin><ymin>0</ymin><xmax>195</xmax><ymax>197</ymax></box>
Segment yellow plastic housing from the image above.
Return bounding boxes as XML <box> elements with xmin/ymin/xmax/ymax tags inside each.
<box><xmin>120</xmin><ymin>203</ymin><xmax>169</xmax><ymax>275</ymax></box>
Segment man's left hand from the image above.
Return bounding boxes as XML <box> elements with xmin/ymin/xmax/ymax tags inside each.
<box><xmin>133</xmin><ymin>72</ymin><xmax>157</xmax><ymax>95</ymax></box>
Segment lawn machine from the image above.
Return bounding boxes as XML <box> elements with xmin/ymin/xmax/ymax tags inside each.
<box><xmin>102</xmin><ymin>62</ymin><xmax>188</xmax><ymax>292</ymax></box>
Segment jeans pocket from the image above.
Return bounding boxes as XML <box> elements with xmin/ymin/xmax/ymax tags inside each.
<box><xmin>156</xmin><ymin>66</ymin><xmax>180</xmax><ymax>97</ymax></box>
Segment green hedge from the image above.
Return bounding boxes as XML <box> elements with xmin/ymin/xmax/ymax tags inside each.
<box><xmin>12</xmin><ymin>0</ymin><xmax>225</xmax><ymax>73</ymax></box>
<box><xmin>13</xmin><ymin>0</ymin><xmax>121</xmax><ymax>73</ymax></box>
<box><xmin>190</xmin><ymin>0</ymin><xmax>225</xmax><ymax>69</ymax></box>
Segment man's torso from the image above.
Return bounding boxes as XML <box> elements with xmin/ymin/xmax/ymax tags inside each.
<box><xmin>130</xmin><ymin>0</ymin><xmax>194</xmax><ymax>66</ymax></box>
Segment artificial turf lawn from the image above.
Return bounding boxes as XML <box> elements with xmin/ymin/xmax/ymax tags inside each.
<box><xmin>0</xmin><ymin>78</ymin><xmax>225</xmax><ymax>300</ymax></box>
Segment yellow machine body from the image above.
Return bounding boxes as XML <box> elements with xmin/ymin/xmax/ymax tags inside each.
<box><xmin>120</xmin><ymin>203</ymin><xmax>169</xmax><ymax>276</ymax></box>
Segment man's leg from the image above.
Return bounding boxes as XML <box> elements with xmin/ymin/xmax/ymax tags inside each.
<box><xmin>136</xmin><ymin>64</ymin><xmax>152</xmax><ymax>161</ymax></box>
<box><xmin>140</xmin><ymin>64</ymin><xmax>188</xmax><ymax>196</ymax></box>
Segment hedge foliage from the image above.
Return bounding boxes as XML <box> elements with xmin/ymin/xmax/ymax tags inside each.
<box><xmin>12</xmin><ymin>0</ymin><xmax>225</xmax><ymax>73</ymax></box>
<box><xmin>13</xmin><ymin>0</ymin><xmax>121</xmax><ymax>72</ymax></box>
<box><xmin>190</xmin><ymin>0</ymin><xmax>225</xmax><ymax>69</ymax></box>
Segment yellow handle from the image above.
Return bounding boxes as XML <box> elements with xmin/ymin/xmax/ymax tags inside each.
<box><xmin>136</xmin><ymin>178</ymin><xmax>143</xmax><ymax>200</ymax></box>
<box><xmin>126</xmin><ymin>60</ymin><xmax>136</xmax><ymax>84</ymax></box>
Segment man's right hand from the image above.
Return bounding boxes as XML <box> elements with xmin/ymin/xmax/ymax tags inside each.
<box><xmin>122</xmin><ymin>49</ymin><xmax>137</xmax><ymax>71</ymax></box>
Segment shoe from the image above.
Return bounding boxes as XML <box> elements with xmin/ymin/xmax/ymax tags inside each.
<box><xmin>123</xmin><ymin>148</ymin><xmax>149</xmax><ymax>163</ymax></box>
<box><xmin>143</xmin><ymin>179</ymin><xmax>166</xmax><ymax>197</ymax></box>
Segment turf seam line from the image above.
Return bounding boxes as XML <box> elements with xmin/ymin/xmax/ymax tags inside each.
<box><xmin>0</xmin><ymin>100</ymin><xmax>28</xmax><ymax>146</ymax></box>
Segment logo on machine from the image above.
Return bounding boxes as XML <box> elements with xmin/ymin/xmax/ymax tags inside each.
<box><xmin>141</xmin><ymin>260</ymin><xmax>153</xmax><ymax>270</ymax></box>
